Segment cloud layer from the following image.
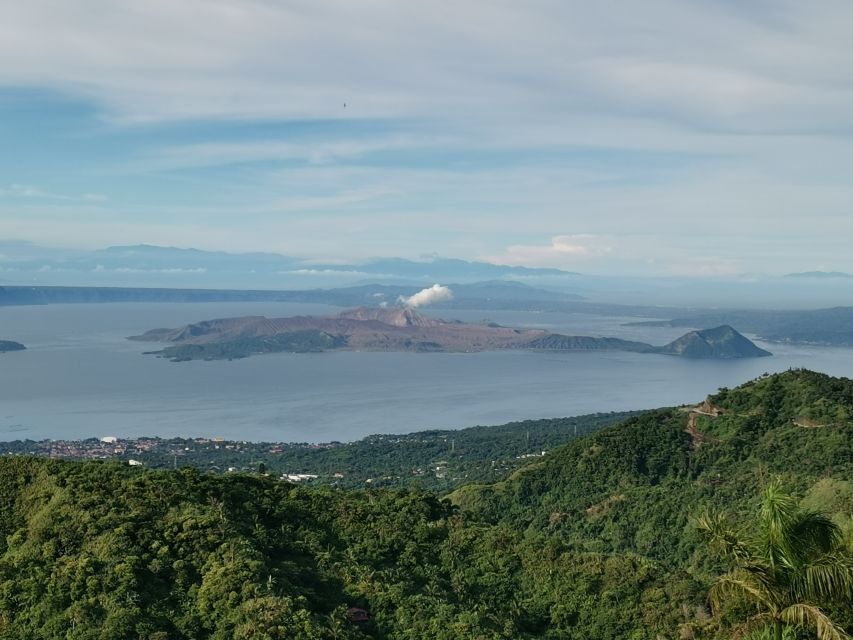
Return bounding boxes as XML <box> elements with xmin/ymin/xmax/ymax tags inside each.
<box><xmin>3</xmin><ymin>1</ymin><xmax>851</xmax><ymax>131</ymax></box>
<box><xmin>1</xmin><ymin>2</ymin><xmax>853</xmax><ymax>276</ymax></box>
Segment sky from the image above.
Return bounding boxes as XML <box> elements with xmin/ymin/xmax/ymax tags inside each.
<box><xmin>1</xmin><ymin>1</ymin><xmax>853</xmax><ymax>277</ymax></box>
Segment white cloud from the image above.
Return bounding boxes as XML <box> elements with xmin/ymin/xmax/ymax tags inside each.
<box><xmin>3</xmin><ymin>3</ymin><xmax>853</xmax><ymax>276</ymax></box>
<box><xmin>0</xmin><ymin>184</ymin><xmax>107</xmax><ymax>202</ymax></box>
<box><xmin>147</xmin><ymin>134</ymin><xmax>450</xmax><ymax>170</ymax></box>
<box><xmin>397</xmin><ymin>284</ymin><xmax>454</xmax><ymax>308</ymax></box>
<box><xmin>113</xmin><ymin>267</ymin><xmax>207</xmax><ymax>274</ymax></box>
<box><xmin>281</xmin><ymin>269</ymin><xmax>375</xmax><ymax>278</ymax></box>
<box><xmin>1</xmin><ymin>1</ymin><xmax>852</xmax><ymax>134</ymax></box>
<box><xmin>487</xmin><ymin>235</ymin><xmax>614</xmax><ymax>268</ymax></box>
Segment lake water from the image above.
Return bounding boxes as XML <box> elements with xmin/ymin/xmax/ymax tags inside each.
<box><xmin>2</xmin><ymin>302</ymin><xmax>853</xmax><ymax>442</ymax></box>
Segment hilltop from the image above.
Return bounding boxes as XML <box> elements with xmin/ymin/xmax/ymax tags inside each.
<box><xmin>654</xmin><ymin>325</ymin><xmax>772</xmax><ymax>358</ymax></box>
<box><xmin>450</xmin><ymin>369</ymin><xmax>852</xmax><ymax>558</ymax></box>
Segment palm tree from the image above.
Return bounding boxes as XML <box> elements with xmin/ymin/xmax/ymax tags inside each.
<box><xmin>696</xmin><ymin>478</ymin><xmax>853</xmax><ymax>640</ymax></box>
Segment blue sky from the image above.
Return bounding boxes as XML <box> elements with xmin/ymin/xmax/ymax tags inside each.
<box><xmin>1</xmin><ymin>1</ymin><xmax>853</xmax><ymax>277</ymax></box>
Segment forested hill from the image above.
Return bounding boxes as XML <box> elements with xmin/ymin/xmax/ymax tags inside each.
<box><xmin>450</xmin><ymin>369</ymin><xmax>853</xmax><ymax>565</ymax></box>
<box><xmin>0</xmin><ymin>370</ymin><xmax>850</xmax><ymax>639</ymax></box>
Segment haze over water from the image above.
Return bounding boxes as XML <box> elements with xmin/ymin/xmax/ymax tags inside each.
<box><xmin>3</xmin><ymin>302</ymin><xmax>853</xmax><ymax>442</ymax></box>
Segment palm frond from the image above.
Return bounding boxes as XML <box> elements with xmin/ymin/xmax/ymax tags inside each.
<box><xmin>731</xmin><ymin>612</ymin><xmax>773</xmax><ymax>639</ymax></box>
<box><xmin>710</xmin><ymin>570</ymin><xmax>776</xmax><ymax>615</ymax></box>
<box><xmin>760</xmin><ymin>479</ymin><xmax>800</xmax><ymax>567</ymax></box>
<box><xmin>695</xmin><ymin>511</ymin><xmax>755</xmax><ymax>564</ymax></box>
<box><xmin>779</xmin><ymin>603</ymin><xmax>852</xmax><ymax>640</ymax></box>
<box><xmin>780</xmin><ymin>511</ymin><xmax>841</xmax><ymax>568</ymax></box>
<box><xmin>790</xmin><ymin>553</ymin><xmax>853</xmax><ymax>603</ymax></box>
<box><xmin>739</xmin><ymin>562</ymin><xmax>783</xmax><ymax>596</ymax></box>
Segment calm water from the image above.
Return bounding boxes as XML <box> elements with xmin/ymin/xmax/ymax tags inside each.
<box><xmin>2</xmin><ymin>302</ymin><xmax>853</xmax><ymax>442</ymax></box>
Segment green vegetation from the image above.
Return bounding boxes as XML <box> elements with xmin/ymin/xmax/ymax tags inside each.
<box><xmin>526</xmin><ymin>334</ymin><xmax>652</xmax><ymax>352</ymax></box>
<box><xmin>0</xmin><ymin>412</ymin><xmax>639</xmax><ymax>492</ymax></box>
<box><xmin>152</xmin><ymin>331</ymin><xmax>347</xmax><ymax>361</ymax></box>
<box><xmin>0</xmin><ymin>370</ymin><xmax>850</xmax><ymax>638</ymax></box>
<box><xmin>697</xmin><ymin>479</ymin><xmax>853</xmax><ymax>640</ymax></box>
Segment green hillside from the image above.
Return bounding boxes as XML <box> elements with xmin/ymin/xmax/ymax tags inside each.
<box><xmin>451</xmin><ymin>370</ymin><xmax>851</xmax><ymax>551</ymax></box>
<box><xmin>0</xmin><ymin>370</ymin><xmax>850</xmax><ymax>639</ymax></box>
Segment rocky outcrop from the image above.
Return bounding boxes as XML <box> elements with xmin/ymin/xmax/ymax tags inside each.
<box><xmin>0</xmin><ymin>340</ymin><xmax>25</xmax><ymax>352</ymax></box>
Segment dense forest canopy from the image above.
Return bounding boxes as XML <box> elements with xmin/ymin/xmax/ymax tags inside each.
<box><xmin>0</xmin><ymin>369</ymin><xmax>850</xmax><ymax>639</ymax></box>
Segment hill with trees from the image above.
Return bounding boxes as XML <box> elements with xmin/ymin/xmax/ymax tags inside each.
<box><xmin>0</xmin><ymin>370</ymin><xmax>850</xmax><ymax>639</ymax></box>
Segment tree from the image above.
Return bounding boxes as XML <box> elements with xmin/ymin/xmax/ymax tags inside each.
<box><xmin>696</xmin><ymin>478</ymin><xmax>853</xmax><ymax>640</ymax></box>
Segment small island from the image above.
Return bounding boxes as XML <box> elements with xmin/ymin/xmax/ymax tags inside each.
<box><xmin>130</xmin><ymin>307</ymin><xmax>771</xmax><ymax>362</ymax></box>
<box><xmin>0</xmin><ymin>340</ymin><xmax>26</xmax><ymax>353</ymax></box>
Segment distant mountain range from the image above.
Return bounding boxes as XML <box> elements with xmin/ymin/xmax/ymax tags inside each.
<box><xmin>784</xmin><ymin>271</ymin><xmax>853</xmax><ymax>279</ymax></box>
<box><xmin>0</xmin><ymin>243</ymin><xmax>579</xmax><ymax>285</ymax></box>
<box><xmin>0</xmin><ymin>280</ymin><xmax>585</xmax><ymax>309</ymax></box>
<box><xmin>130</xmin><ymin>308</ymin><xmax>770</xmax><ymax>361</ymax></box>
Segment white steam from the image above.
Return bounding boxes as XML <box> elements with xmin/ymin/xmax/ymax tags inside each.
<box><xmin>397</xmin><ymin>284</ymin><xmax>454</xmax><ymax>308</ymax></box>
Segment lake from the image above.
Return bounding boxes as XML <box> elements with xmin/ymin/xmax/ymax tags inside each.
<box><xmin>2</xmin><ymin>302</ymin><xmax>853</xmax><ymax>442</ymax></box>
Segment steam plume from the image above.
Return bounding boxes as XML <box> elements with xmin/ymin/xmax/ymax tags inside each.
<box><xmin>397</xmin><ymin>284</ymin><xmax>453</xmax><ymax>308</ymax></box>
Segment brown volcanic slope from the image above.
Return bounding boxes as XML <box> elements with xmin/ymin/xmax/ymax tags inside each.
<box><xmin>130</xmin><ymin>307</ymin><xmax>547</xmax><ymax>352</ymax></box>
<box><xmin>130</xmin><ymin>308</ymin><xmax>771</xmax><ymax>360</ymax></box>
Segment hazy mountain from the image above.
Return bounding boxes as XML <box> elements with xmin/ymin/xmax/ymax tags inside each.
<box><xmin>785</xmin><ymin>271</ymin><xmax>853</xmax><ymax>278</ymax></box>
<box><xmin>628</xmin><ymin>306</ymin><xmax>853</xmax><ymax>347</ymax></box>
<box><xmin>0</xmin><ymin>243</ymin><xmax>579</xmax><ymax>288</ymax></box>
<box><xmin>654</xmin><ymin>325</ymin><xmax>772</xmax><ymax>358</ymax></box>
<box><xmin>0</xmin><ymin>280</ymin><xmax>584</xmax><ymax>310</ymax></box>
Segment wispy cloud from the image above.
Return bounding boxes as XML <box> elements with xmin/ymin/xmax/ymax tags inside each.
<box><xmin>485</xmin><ymin>235</ymin><xmax>615</xmax><ymax>269</ymax></box>
<box><xmin>2</xmin><ymin>2</ymin><xmax>853</xmax><ymax>276</ymax></box>
<box><xmin>1</xmin><ymin>1</ymin><xmax>851</xmax><ymax>133</ymax></box>
<box><xmin>146</xmin><ymin>134</ymin><xmax>451</xmax><ymax>170</ymax></box>
<box><xmin>0</xmin><ymin>184</ymin><xmax>107</xmax><ymax>202</ymax></box>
